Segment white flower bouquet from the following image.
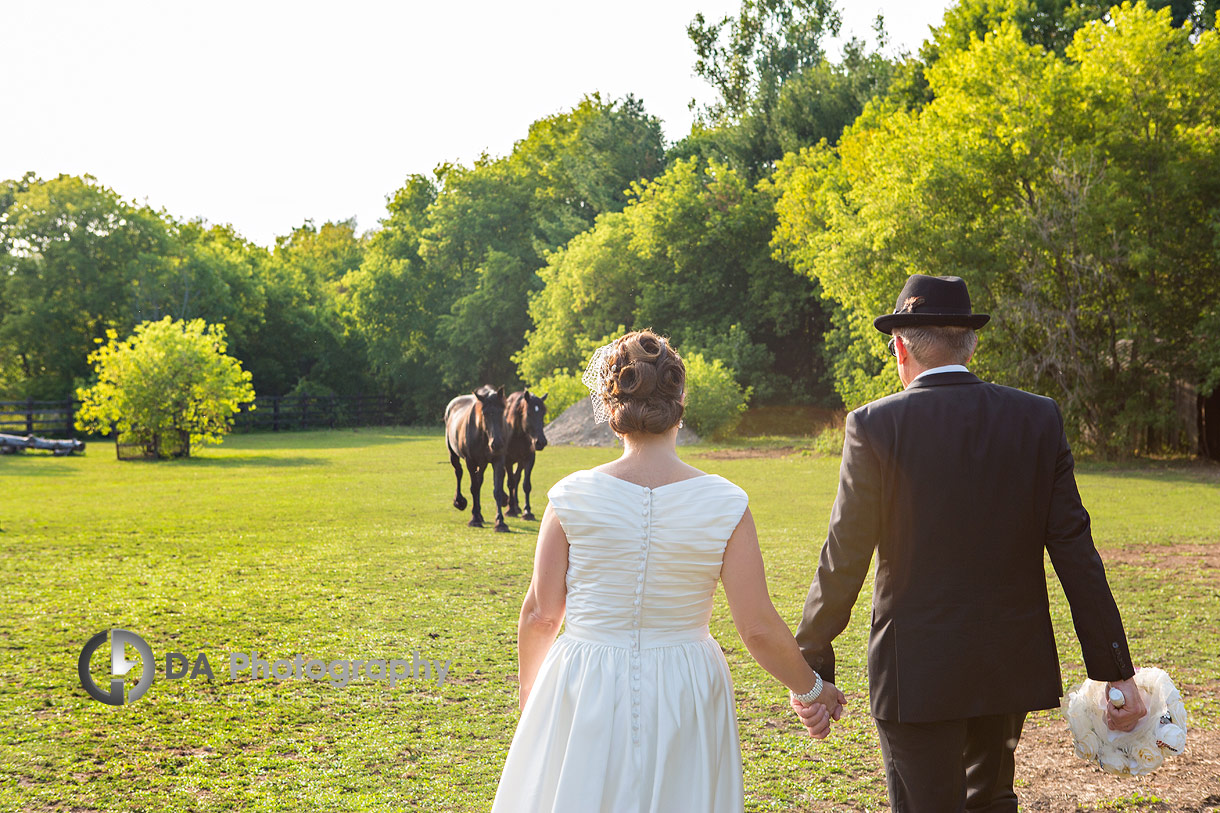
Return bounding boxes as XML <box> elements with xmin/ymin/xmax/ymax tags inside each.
<box><xmin>1061</xmin><ymin>667</ymin><xmax>1188</xmax><ymax>776</ymax></box>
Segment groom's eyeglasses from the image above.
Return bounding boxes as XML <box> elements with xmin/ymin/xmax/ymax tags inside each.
<box><xmin>887</xmin><ymin>336</ymin><xmax>898</xmax><ymax>357</ymax></box>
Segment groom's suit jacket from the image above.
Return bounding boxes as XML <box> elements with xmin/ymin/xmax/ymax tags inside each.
<box><xmin>795</xmin><ymin>371</ymin><xmax>1134</xmax><ymax>723</ymax></box>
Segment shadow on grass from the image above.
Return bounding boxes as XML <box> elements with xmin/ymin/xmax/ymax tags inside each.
<box><xmin>175</xmin><ymin>455</ymin><xmax>328</xmax><ymax>469</ymax></box>
<box><xmin>0</xmin><ymin>456</ymin><xmax>82</xmax><ymax>476</ymax></box>
<box><xmin>224</xmin><ymin>426</ymin><xmax>442</xmax><ymax>451</ymax></box>
<box><xmin>1078</xmin><ymin>459</ymin><xmax>1220</xmax><ymax>485</ymax></box>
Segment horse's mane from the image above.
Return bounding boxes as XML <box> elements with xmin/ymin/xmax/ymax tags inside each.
<box><xmin>505</xmin><ymin>390</ymin><xmax>527</xmax><ymax>431</ymax></box>
<box><xmin>474</xmin><ymin>384</ymin><xmax>501</xmax><ymax>401</ymax></box>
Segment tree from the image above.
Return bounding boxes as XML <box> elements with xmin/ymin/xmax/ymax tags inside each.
<box><xmin>926</xmin><ymin>0</ymin><xmax>1215</xmax><ymax>64</ymax></box>
<box><xmin>350</xmin><ymin>96</ymin><xmax>667</xmax><ymax>419</ymax></box>
<box><xmin>0</xmin><ymin>175</ymin><xmax>174</xmax><ymax>399</ymax></box>
<box><xmin>679</xmin><ymin>3</ymin><xmax>900</xmax><ymax>180</ymax></box>
<box><xmin>928</xmin><ymin>0</ymin><xmax>1112</xmax><ymax>58</ymax></box>
<box><xmin>424</xmin><ymin>95</ymin><xmax>667</xmax><ymax>391</ymax></box>
<box><xmin>675</xmin><ymin>38</ymin><xmax>898</xmax><ymax>179</ymax></box>
<box><xmin>344</xmin><ymin>174</ymin><xmax>448</xmax><ymax>419</ymax></box>
<box><xmin>256</xmin><ymin>218</ymin><xmax>370</xmax><ymax>397</ymax></box>
<box><xmin>517</xmin><ymin>158</ymin><xmax>830</xmax><ymax>402</ymax></box>
<box><xmin>514</xmin><ymin>212</ymin><xmax>653</xmax><ymax>385</ymax></box>
<box><xmin>76</xmin><ymin>317</ymin><xmax>254</xmax><ymax>458</ymax></box>
<box><xmin>773</xmin><ymin>3</ymin><xmax>1220</xmax><ymax>455</ymax></box>
<box><xmin>688</xmin><ymin>0</ymin><xmax>842</xmax><ymax>121</ymax></box>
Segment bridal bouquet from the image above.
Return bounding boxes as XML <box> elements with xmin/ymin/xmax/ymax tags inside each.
<box><xmin>1061</xmin><ymin>667</ymin><xmax>1188</xmax><ymax>776</ymax></box>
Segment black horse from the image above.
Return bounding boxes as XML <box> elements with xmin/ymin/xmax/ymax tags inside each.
<box><xmin>502</xmin><ymin>390</ymin><xmax>548</xmax><ymax>521</ymax></box>
<box><xmin>444</xmin><ymin>386</ymin><xmax>509</xmax><ymax>532</ymax></box>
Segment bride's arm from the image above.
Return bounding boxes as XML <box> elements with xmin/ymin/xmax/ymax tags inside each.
<box><xmin>516</xmin><ymin>504</ymin><xmax>568</xmax><ymax>710</ymax></box>
<box><xmin>721</xmin><ymin>508</ymin><xmax>846</xmax><ymax>732</ymax></box>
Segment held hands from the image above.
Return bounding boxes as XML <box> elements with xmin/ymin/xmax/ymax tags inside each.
<box><xmin>790</xmin><ymin>681</ymin><xmax>847</xmax><ymax>739</ymax></box>
<box><xmin>1104</xmin><ymin>677</ymin><xmax>1147</xmax><ymax>732</ymax></box>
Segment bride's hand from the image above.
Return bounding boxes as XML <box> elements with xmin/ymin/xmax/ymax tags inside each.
<box><xmin>791</xmin><ymin>682</ymin><xmax>847</xmax><ymax>738</ymax></box>
<box><xmin>791</xmin><ymin>696</ymin><xmax>831</xmax><ymax>738</ymax></box>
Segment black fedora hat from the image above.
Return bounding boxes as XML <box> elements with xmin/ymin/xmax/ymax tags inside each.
<box><xmin>873</xmin><ymin>274</ymin><xmax>990</xmax><ymax>335</ymax></box>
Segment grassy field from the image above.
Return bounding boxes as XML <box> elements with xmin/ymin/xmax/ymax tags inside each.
<box><xmin>2</xmin><ymin>429</ymin><xmax>1218</xmax><ymax>812</ymax></box>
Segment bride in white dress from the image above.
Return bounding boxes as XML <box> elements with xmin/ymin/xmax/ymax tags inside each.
<box><xmin>492</xmin><ymin>330</ymin><xmax>845</xmax><ymax>812</ymax></box>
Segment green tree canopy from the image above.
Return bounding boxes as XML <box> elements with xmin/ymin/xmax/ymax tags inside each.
<box><xmin>688</xmin><ymin>0</ymin><xmax>842</xmax><ymax>121</ymax></box>
<box><xmin>517</xmin><ymin>157</ymin><xmax>829</xmax><ymax>402</ymax></box>
<box><xmin>773</xmin><ymin>2</ymin><xmax>1220</xmax><ymax>455</ymax></box>
<box><xmin>679</xmin><ymin>3</ymin><xmax>893</xmax><ymax>180</ymax></box>
<box><xmin>347</xmin><ymin>95</ymin><xmax>666</xmax><ymax>419</ymax></box>
<box><xmin>0</xmin><ymin>174</ymin><xmax>173</xmax><ymax>399</ymax></box>
<box><xmin>341</xmin><ymin>174</ymin><xmax>443</xmax><ymax>418</ymax></box>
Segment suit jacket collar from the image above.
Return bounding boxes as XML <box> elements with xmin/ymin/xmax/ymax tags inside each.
<box><xmin>905</xmin><ymin>370</ymin><xmax>984</xmax><ymax>390</ymax></box>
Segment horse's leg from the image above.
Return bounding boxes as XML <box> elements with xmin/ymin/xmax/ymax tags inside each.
<box><xmin>449</xmin><ymin>448</ymin><xmax>467</xmax><ymax>511</ymax></box>
<box><xmin>505</xmin><ymin>461</ymin><xmax>522</xmax><ymax>517</ymax></box>
<box><xmin>521</xmin><ymin>453</ymin><xmax>537</xmax><ymax>521</ymax></box>
<box><xmin>492</xmin><ymin>458</ymin><xmax>509</xmax><ymax>533</ymax></box>
<box><xmin>467</xmin><ymin>460</ymin><xmax>484</xmax><ymax>528</ymax></box>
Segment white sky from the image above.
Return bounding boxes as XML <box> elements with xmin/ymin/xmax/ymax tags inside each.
<box><xmin>2</xmin><ymin>1</ymin><xmax>950</xmax><ymax>247</ymax></box>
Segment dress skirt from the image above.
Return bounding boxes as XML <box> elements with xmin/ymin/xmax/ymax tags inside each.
<box><xmin>491</xmin><ymin>623</ymin><xmax>744</xmax><ymax>813</ymax></box>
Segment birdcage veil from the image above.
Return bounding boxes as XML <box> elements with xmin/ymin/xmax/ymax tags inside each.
<box><xmin>580</xmin><ymin>341</ymin><xmax>618</xmax><ymax>424</ymax></box>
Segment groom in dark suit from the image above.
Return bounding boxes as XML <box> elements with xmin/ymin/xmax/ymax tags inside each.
<box><xmin>792</xmin><ymin>275</ymin><xmax>1146</xmax><ymax>811</ymax></box>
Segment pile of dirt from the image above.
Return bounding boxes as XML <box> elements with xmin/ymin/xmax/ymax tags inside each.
<box><xmin>544</xmin><ymin>397</ymin><xmax>701</xmax><ymax>447</ymax></box>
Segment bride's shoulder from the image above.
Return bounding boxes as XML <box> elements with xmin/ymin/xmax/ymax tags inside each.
<box><xmin>694</xmin><ymin>473</ymin><xmax>749</xmax><ymax>504</ymax></box>
<box><xmin>546</xmin><ymin>469</ymin><xmax>603</xmax><ymax>500</ymax></box>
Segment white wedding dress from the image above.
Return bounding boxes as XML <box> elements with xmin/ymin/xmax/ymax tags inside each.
<box><xmin>492</xmin><ymin>469</ymin><xmax>750</xmax><ymax>813</ymax></box>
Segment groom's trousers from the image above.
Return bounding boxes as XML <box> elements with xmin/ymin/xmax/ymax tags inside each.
<box><xmin>873</xmin><ymin>712</ymin><xmax>1026</xmax><ymax>813</ymax></box>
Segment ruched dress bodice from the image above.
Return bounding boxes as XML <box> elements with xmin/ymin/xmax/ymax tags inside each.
<box><xmin>492</xmin><ymin>469</ymin><xmax>750</xmax><ymax>813</ymax></box>
<box><xmin>550</xmin><ymin>470</ymin><xmax>748</xmax><ymax>641</ymax></box>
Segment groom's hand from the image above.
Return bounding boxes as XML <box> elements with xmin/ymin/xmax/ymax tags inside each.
<box><xmin>1104</xmin><ymin>677</ymin><xmax>1147</xmax><ymax>732</ymax></box>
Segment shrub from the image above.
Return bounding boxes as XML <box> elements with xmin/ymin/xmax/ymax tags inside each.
<box><xmin>682</xmin><ymin>352</ymin><xmax>750</xmax><ymax>439</ymax></box>
<box><xmin>812</xmin><ymin>422</ymin><xmax>845</xmax><ymax>456</ymax></box>
<box><xmin>76</xmin><ymin>318</ymin><xmax>255</xmax><ymax>458</ymax></box>
<box><xmin>531</xmin><ymin>369</ymin><xmax>588</xmax><ymax>418</ymax></box>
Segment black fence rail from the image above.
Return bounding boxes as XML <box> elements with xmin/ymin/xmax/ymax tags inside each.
<box><xmin>0</xmin><ymin>394</ymin><xmax>400</xmax><ymax>438</ymax></box>
<box><xmin>0</xmin><ymin>399</ymin><xmax>77</xmax><ymax>438</ymax></box>
<box><xmin>231</xmin><ymin>394</ymin><xmax>399</xmax><ymax>432</ymax></box>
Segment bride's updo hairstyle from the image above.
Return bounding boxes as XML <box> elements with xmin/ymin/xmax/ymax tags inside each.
<box><xmin>602</xmin><ymin>330</ymin><xmax>685</xmax><ymax>435</ymax></box>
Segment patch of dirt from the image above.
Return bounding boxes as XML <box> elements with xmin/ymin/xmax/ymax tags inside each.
<box><xmin>1015</xmin><ymin>722</ymin><xmax>1220</xmax><ymax>811</ymax></box>
<box><xmin>796</xmin><ymin>724</ymin><xmax>1220</xmax><ymax>812</ymax></box>
<box><xmin>695</xmin><ymin>446</ymin><xmax>796</xmax><ymax>460</ymax></box>
<box><xmin>1102</xmin><ymin>543</ymin><xmax>1220</xmax><ymax>575</ymax></box>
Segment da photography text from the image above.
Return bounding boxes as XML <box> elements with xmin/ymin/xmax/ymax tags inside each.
<box><xmin>79</xmin><ymin>628</ymin><xmax>452</xmax><ymax>705</ymax></box>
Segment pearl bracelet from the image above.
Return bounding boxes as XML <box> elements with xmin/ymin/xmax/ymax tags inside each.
<box><xmin>791</xmin><ymin>673</ymin><xmax>823</xmax><ymax>705</ymax></box>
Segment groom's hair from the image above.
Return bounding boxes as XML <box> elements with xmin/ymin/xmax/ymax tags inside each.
<box><xmin>892</xmin><ymin>326</ymin><xmax>978</xmax><ymax>367</ymax></box>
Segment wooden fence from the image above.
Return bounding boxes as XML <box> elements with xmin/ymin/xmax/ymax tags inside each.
<box><xmin>0</xmin><ymin>394</ymin><xmax>399</xmax><ymax>438</ymax></box>
<box><xmin>0</xmin><ymin>399</ymin><xmax>77</xmax><ymax>438</ymax></box>
<box><xmin>231</xmin><ymin>394</ymin><xmax>399</xmax><ymax>432</ymax></box>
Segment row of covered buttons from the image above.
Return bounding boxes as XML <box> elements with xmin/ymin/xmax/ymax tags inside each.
<box><xmin>631</xmin><ymin>489</ymin><xmax>651</xmax><ymax>745</ymax></box>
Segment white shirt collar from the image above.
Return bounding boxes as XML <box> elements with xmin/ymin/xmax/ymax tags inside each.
<box><xmin>912</xmin><ymin>364</ymin><xmax>970</xmax><ymax>383</ymax></box>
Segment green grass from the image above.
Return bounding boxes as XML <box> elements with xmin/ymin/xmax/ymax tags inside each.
<box><xmin>1</xmin><ymin>429</ymin><xmax>1217</xmax><ymax>812</ymax></box>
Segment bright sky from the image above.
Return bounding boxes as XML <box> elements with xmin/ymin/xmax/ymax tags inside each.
<box><xmin>2</xmin><ymin>0</ymin><xmax>950</xmax><ymax>247</ymax></box>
